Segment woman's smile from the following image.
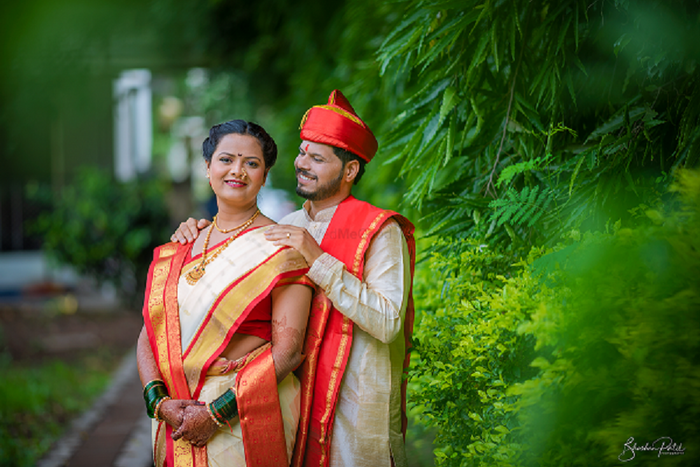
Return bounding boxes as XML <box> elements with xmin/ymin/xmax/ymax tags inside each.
<box><xmin>224</xmin><ymin>178</ymin><xmax>248</xmax><ymax>188</ymax></box>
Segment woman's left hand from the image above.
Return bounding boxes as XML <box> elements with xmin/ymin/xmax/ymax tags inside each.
<box><xmin>171</xmin><ymin>405</ymin><xmax>219</xmax><ymax>447</ymax></box>
<box><xmin>265</xmin><ymin>225</ymin><xmax>324</xmax><ymax>266</ymax></box>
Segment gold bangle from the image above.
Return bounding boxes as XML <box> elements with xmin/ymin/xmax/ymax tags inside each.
<box><xmin>206</xmin><ymin>402</ymin><xmax>224</xmax><ymax>428</ymax></box>
<box><xmin>154</xmin><ymin>396</ymin><xmax>171</xmax><ymax>423</ymax></box>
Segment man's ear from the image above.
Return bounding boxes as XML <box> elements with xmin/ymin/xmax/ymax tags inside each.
<box><xmin>344</xmin><ymin>160</ymin><xmax>360</xmax><ymax>183</ymax></box>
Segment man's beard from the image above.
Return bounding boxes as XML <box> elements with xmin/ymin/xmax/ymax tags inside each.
<box><xmin>295</xmin><ymin>168</ymin><xmax>343</xmax><ymax>201</ymax></box>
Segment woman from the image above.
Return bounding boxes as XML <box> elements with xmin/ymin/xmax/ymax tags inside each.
<box><xmin>136</xmin><ymin>120</ymin><xmax>313</xmax><ymax>467</ymax></box>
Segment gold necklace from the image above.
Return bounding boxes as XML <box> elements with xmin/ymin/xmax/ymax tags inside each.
<box><xmin>213</xmin><ymin>208</ymin><xmax>259</xmax><ymax>233</ymax></box>
<box><xmin>185</xmin><ymin>209</ymin><xmax>261</xmax><ymax>285</ymax></box>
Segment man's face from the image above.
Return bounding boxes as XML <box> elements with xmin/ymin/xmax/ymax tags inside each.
<box><xmin>294</xmin><ymin>141</ymin><xmax>344</xmax><ymax>201</ymax></box>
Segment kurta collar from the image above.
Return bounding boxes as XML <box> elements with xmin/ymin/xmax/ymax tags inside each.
<box><xmin>303</xmin><ymin>200</ymin><xmax>339</xmax><ymax>223</ymax></box>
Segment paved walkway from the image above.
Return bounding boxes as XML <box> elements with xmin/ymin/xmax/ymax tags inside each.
<box><xmin>36</xmin><ymin>348</ymin><xmax>154</xmax><ymax>467</ymax></box>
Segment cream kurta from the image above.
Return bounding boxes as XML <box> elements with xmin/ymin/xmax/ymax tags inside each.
<box><xmin>280</xmin><ymin>202</ymin><xmax>410</xmax><ymax>467</ymax></box>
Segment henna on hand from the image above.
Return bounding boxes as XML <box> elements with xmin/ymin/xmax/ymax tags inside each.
<box><xmin>159</xmin><ymin>399</ymin><xmax>201</xmax><ymax>429</ymax></box>
<box><xmin>271</xmin><ymin>314</ymin><xmax>305</xmax><ymax>382</ymax></box>
<box><xmin>171</xmin><ymin>405</ymin><xmax>219</xmax><ymax>447</ymax></box>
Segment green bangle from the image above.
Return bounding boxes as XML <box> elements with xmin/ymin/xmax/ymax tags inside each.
<box><xmin>208</xmin><ymin>388</ymin><xmax>238</xmax><ymax>425</ymax></box>
<box><xmin>143</xmin><ymin>380</ymin><xmax>169</xmax><ymax>419</ymax></box>
<box><xmin>143</xmin><ymin>379</ymin><xmax>164</xmax><ymax>393</ymax></box>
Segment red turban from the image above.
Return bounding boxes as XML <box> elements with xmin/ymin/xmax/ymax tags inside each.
<box><xmin>299</xmin><ymin>90</ymin><xmax>378</xmax><ymax>163</ymax></box>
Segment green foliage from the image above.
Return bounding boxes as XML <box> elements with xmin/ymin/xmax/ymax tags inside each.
<box><xmin>511</xmin><ymin>170</ymin><xmax>700</xmax><ymax>465</ymax></box>
<box><xmin>0</xmin><ymin>352</ymin><xmax>113</xmax><ymax>467</ymax></box>
<box><xmin>412</xmin><ymin>169</ymin><xmax>700</xmax><ymax>465</ymax></box>
<box><xmin>30</xmin><ymin>168</ymin><xmax>171</xmax><ymax>305</ymax></box>
<box><xmin>379</xmin><ymin>0</ymin><xmax>700</xmax><ymax>245</ymax></box>
<box><xmin>411</xmin><ymin>238</ymin><xmax>541</xmax><ymax>465</ymax></box>
<box><xmin>489</xmin><ymin>185</ymin><xmax>553</xmax><ymax>229</ymax></box>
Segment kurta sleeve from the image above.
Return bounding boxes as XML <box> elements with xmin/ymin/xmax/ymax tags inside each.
<box><xmin>307</xmin><ymin>219</ymin><xmax>410</xmax><ymax>344</ymax></box>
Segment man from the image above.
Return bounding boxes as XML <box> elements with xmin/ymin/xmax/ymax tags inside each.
<box><xmin>172</xmin><ymin>90</ymin><xmax>415</xmax><ymax>467</ymax></box>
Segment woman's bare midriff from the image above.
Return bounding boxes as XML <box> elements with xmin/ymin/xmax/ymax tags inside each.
<box><xmin>220</xmin><ymin>333</ymin><xmax>269</xmax><ymax>362</ymax></box>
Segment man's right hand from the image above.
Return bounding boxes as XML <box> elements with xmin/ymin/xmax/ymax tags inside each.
<box><xmin>171</xmin><ymin>218</ymin><xmax>211</xmax><ymax>244</ymax></box>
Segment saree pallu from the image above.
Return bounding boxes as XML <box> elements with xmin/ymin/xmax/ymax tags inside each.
<box><xmin>143</xmin><ymin>226</ymin><xmax>309</xmax><ymax>467</ymax></box>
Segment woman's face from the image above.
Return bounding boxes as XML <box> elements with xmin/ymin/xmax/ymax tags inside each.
<box><xmin>207</xmin><ymin>133</ymin><xmax>267</xmax><ymax>209</ymax></box>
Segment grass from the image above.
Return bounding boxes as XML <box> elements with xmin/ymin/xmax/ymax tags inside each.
<box><xmin>0</xmin><ymin>347</ymin><xmax>122</xmax><ymax>467</ymax></box>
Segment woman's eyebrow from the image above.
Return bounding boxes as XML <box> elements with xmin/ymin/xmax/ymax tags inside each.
<box><xmin>218</xmin><ymin>151</ymin><xmax>262</xmax><ymax>160</ymax></box>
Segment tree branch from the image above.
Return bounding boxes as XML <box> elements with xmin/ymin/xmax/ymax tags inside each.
<box><xmin>485</xmin><ymin>72</ymin><xmax>518</xmax><ymax>198</ymax></box>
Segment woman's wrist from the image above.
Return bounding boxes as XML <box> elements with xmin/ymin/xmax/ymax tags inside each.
<box><xmin>143</xmin><ymin>379</ymin><xmax>170</xmax><ymax>419</ymax></box>
<box><xmin>153</xmin><ymin>396</ymin><xmax>171</xmax><ymax>423</ymax></box>
<box><xmin>207</xmin><ymin>388</ymin><xmax>238</xmax><ymax>427</ymax></box>
<box><xmin>205</xmin><ymin>402</ymin><xmax>224</xmax><ymax>427</ymax></box>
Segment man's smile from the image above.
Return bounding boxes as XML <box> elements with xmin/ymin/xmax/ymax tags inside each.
<box><xmin>296</xmin><ymin>170</ymin><xmax>316</xmax><ymax>182</ymax></box>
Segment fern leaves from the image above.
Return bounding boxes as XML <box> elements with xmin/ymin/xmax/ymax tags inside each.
<box><xmin>489</xmin><ymin>185</ymin><xmax>553</xmax><ymax>228</ymax></box>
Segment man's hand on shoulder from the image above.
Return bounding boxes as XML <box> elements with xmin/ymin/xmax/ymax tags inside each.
<box><xmin>264</xmin><ymin>225</ymin><xmax>324</xmax><ymax>266</ymax></box>
<box><xmin>171</xmin><ymin>218</ymin><xmax>210</xmax><ymax>244</ymax></box>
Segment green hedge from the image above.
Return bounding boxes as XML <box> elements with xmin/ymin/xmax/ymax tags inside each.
<box><xmin>411</xmin><ymin>169</ymin><xmax>700</xmax><ymax>466</ymax></box>
<box><xmin>30</xmin><ymin>168</ymin><xmax>171</xmax><ymax>307</ymax></box>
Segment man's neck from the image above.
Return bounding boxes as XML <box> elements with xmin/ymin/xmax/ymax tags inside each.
<box><xmin>306</xmin><ymin>192</ymin><xmax>351</xmax><ymax>220</ymax></box>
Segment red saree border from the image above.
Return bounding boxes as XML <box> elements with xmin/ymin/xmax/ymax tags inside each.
<box><xmin>142</xmin><ymin>242</ymin><xmax>191</xmax><ymax>399</ymax></box>
<box><xmin>237</xmin><ymin>347</ymin><xmax>288</xmax><ymax>466</ymax></box>
<box><xmin>184</xmin><ymin>248</ymin><xmax>299</xmax><ymax>359</ymax></box>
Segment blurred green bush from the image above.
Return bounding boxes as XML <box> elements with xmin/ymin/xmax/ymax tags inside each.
<box><xmin>30</xmin><ymin>168</ymin><xmax>171</xmax><ymax>308</ymax></box>
<box><xmin>411</xmin><ymin>237</ymin><xmax>541</xmax><ymax>464</ymax></box>
<box><xmin>411</xmin><ymin>169</ymin><xmax>700</xmax><ymax>466</ymax></box>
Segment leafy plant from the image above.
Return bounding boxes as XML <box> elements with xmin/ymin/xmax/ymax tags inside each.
<box><xmin>511</xmin><ymin>169</ymin><xmax>700</xmax><ymax>466</ymax></box>
<box><xmin>410</xmin><ymin>238</ymin><xmax>541</xmax><ymax>465</ymax></box>
<box><xmin>378</xmin><ymin>0</ymin><xmax>700</xmax><ymax>245</ymax></box>
<box><xmin>29</xmin><ymin>168</ymin><xmax>171</xmax><ymax>307</ymax></box>
<box><xmin>412</xmin><ymin>169</ymin><xmax>700</xmax><ymax>466</ymax></box>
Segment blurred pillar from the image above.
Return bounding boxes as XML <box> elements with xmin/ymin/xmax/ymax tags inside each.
<box><xmin>113</xmin><ymin>69</ymin><xmax>153</xmax><ymax>181</ymax></box>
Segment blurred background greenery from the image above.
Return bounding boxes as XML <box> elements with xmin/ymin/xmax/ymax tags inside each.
<box><xmin>1</xmin><ymin>0</ymin><xmax>700</xmax><ymax>466</ymax></box>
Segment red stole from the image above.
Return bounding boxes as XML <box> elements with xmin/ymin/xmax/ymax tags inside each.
<box><xmin>292</xmin><ymin>196</ymin><xmax>416</xmax><ymax>467</ymax></box>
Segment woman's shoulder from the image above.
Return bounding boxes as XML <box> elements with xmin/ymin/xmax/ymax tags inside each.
<box><xmin>153</xmin><ymin>241</ymin><xmax>184</xmax><ymax>260</ymax></box>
